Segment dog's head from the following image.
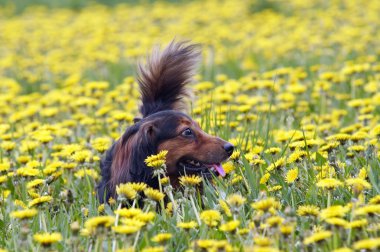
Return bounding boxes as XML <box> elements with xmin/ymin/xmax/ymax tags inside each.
<box><xmin>156</xmin><ymin>112</ymin><xmax>233</xmax><ymax>185</ymax></box>
<box><xmin>110</xmin><ymin>110</ymin><xmax>233</xmax><ymax>190</ymax></box>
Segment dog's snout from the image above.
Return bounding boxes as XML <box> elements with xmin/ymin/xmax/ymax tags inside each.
<box><xmin>223</xmin><ymin>143</ymin><xmax>234</xmax><ymax>156</ymax></box>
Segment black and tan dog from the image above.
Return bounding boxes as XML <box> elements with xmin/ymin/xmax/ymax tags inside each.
<box><xmin>97</xmin><ymin>41</ymin><xmax>234</xmax><ymax>203</ymax></box>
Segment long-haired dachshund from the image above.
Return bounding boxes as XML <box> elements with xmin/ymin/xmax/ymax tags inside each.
<box><xmin>97</xmin><ymin>41</ymin><xmax>234</xmax><ymax>202</ymax></box>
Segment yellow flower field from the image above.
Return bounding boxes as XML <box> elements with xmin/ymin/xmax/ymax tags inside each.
<box><xmin>0</xmin><ymin>0</ymin><xmax>380</xmax><ymax>251</ymax></box>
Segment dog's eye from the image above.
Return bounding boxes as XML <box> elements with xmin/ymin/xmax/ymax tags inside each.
<box><xmin>181</xmin><ymin>128</ymin><xmax>193</xmax><ymax>137</ymax></box>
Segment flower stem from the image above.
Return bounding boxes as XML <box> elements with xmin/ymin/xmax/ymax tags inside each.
<box><xmin>94</xmin><ymin>235</ymin><xmax>103</xmax><ymax>252</ymax></box>
<box><xmin>157</xmin><ymin>176</ymin><xmax>166</xmax><ymax>217</ymax></box>
<box><xmin>189</xmin><ymin>194</ymin><xmax>201</xmax><ymax>225</ymax></box>
<box><xmin>40</xmin><ymin>211</ymin><xmax>47</xmax><ymax>232</ymax></box>
<box><xmin>167</xmin><ymin>189</ymin><xmax>179</xmax><ymax>222</ymax></box>
<box><xmin>327</xmin><ymin>190</ymin><xmax>331</xmax><ymax>207</ymax></box>
<box><xmin>112</xmin><ymin>202</ymin><xmax>122</xmax><ymax>252</ymax></box>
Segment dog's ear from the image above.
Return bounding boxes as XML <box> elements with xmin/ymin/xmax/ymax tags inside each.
<box><xmin>144</xmin><ymin>123</ymin><xmax>157</xmax><ymax>138</ymax></box>
<box><xmin>129</xmin><ymin>122</ymin><xmax>159</xmax><ymax>185</ymax></box>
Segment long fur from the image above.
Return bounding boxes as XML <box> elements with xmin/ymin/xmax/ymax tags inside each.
<box><xmin>97</xmin><ymin>41</ymin><xmax>200</xmax><ymax>203</ymax></box>
<box><xmin>138</xmin><ymin>41</ymin><xmax>200</xmax><ymax>117</ymax></box>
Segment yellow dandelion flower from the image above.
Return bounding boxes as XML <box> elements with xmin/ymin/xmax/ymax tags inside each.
<box><xmin>230</xmin><ymin>150</ymin><xmax>240</xmax><ymax>161</ymax></box>
<box><xmin>316</xmin><ymin>178</ymin><xmax>343</xmax><ymax>190</ymax></box>
<box><xmin>108</xmin><ymin>197</ymin><xmax>116</xmax><ymax>206</ymax></box>
<box><xmin>354</xmin><ymin>205</ymin><xmax>380</xmax><ymax>216</ymax></box>
<box><xmin>28</xmin><ymin>196</ymin><xmax>53</xmax><ymax>208</ymax></box>
<box><xmin>260</xmin><ymin>173</ymin><xmax>270</xmax><ymax>184</ymax></box>
<box><xmin>33</xmin><ymin>232</ymin><xmax>62</xmax><ymax>246</ymax></box>
<box><xmin>230</xmin><ymin>174</ymin><xmax>243</xmax><ymax>185</ymax></box>
<box><xmin>98</xmin><ymin>204</ymin><xmax>105</xmax><ymax>214</ymax></box>
<box><xmin>177</xmin><ymin>221</ymin><xmax>198</xmax><ymax>230</ymax></box>
<box><xmin>287</xmin><ymin>150</ymin><xmax>307</xmax><ymax>164</ymax></box>
<box><xmin>265</xmin><ymin>147</ymin><xmax>281</xmax><ymax>155</ymax></box>
<box><xmin>84</xmin><ymin>216</ymin><xmax>115</xmax><ymax>232</ymax></box>
<box><xmin>151</xmin><ymin>233</ymin><xmax>172</xmax><ymax>243</ymax></box>
<box><xmin>28</xmin><ymin>189</ymin><xmax>40</xmax><ymax>199</ymax></box>
<box><xmin>266</xmin><ymin>216</ymin><xmax>284</xmax><ymax>227</ymax></box>
<box><xmin>345</xmin><ymin>178</ymin><xmax>372</xmax><ymax>192</ymax></box>
<box><xmin>200</xmin><ymin>210</ymin><xmax>222</xmax><ymax>227</ymax></box>
<box><xmin>267</xmin><ymin>157</ymin><xmax>286</xmax><ymax>171</ymax></box>
<box><xmin>251</xmin><ymin>158</ymin><xmax>266</xmax><ymax>166</ymax></box>
<box><xmin>16</xmin><ymin>167</ymin><xmax>41</xmax><ymax>177</ymax></box>
<box><xmin>71</xmin><ymin>150</ymin><xmax>92</xmax><ymax>163</ymax></box>
<box><xmin>251</xmin><ymin>198</ymin><xmax>280</xmax><ymax>212</ymax></box>
<box><xmin>80</xmin><ymin>228</ymin><xmax>91</xmax><ymax>237</ymax></box>
<box><xmin>196</xmin><ymin>239</ymin><xmax>231</xmax><ymax>250</ymax></box>
<box><xmin>219</xmin><ymin>220</ymin><xmax>240</xmax><ymax>232</ymax></box>
<box><xmin>144</xmin><ymin>150</ymin><xmax>168</xmax><ymax>168</ymax></box>
<box><xmin>0</xmin><ymin>162</ymin><xmax>10</xmax><ymax>172</ymax></box>
<box><xmin>304</xmin><ymin>230</ymin><xmax>332</xmax><ymax>245</ymax></box>
<box><xmin>74</xmin><ymin>169</ymin><xmax>99</xmax><ymax>180</ymax></box>
<box><xmin>134</xmin><ymin>212</ymin><xmax>156</xmax><ymax>223</ymax></box>
<box><xmin>219</xmin><ymin>199</ymin><xmax>232</xmax><ymax>217</ymax></box>
<box><xmin>1</xmin><ymin>141</ymin><xmax>16</xmax><ymax>151</ymax></box>
<box><xmin>141</xmin><ymin>246</ymin><xmax>165</xmax><ymax>252</ymax></box>
<box><xmin>33</xmin><ymin>131</ymin><xmax>53</xmax><ymax>144</ymax></box>
<box><xmin>14</xmin><ymin>199</ymin><xmax>27</xmax><ymax>209</ymax></box>
<box><xmin>325</xmin><ymin>217</ymin><xmax>348</xmax><ymax>227</ymax></box>
<box><xmin>346</xmin><ymin>219</ymin><xmax>368</xmax><ymax>229</ymax></box>
<box><xmin>353</xmin><ymin>238</ymin><xmax>380</xmax><ymax>250</ymax></box>
<box><xmin>222</xmin><ymin>161</ymin><xmax>235</xmax><ymax>174</ymax></box>
<box><xmin>285</xmin><ymin>168</ymin><xmax>298</xmax><ymax>184</ymax></box>
<box><xmin>237</xmin><ymin>228</ymin><xmax>250</xmax><ymax>235</ymax></box>
<box><xmin>268</xmin><ymin>185</ymin><xmax>282</xmax><ymax>192</ymax></box>
<box><xmin>326</xmin><ymin>133</ymin><xmax>351</xmax><ymax>142</ymax></box>
<box><xmin>358</xmin><ymin>167</ymin><xmax>367</xmax><ymax>179</ymax></box>
<box><xmin>115</xmin><ymin>208</ymin><xmax>143</xmax><ymax>218</ymax></box>
<box><xmin>81</xmin><ymin>207</ymin><xmax>88</xmax><ymax>217</ymax></box>
<box><xmin>26</xmin><ymin>179</ymin><xmax>45</xmax><ymax>189</ymax></box>
<box><xmin>319</xmin><ymin>141</ymin><xmax>340</xmax><ymax>152</ymax></box>
<box><xmin>160</xmin><ymin>176</ymin><xmax>169</xmax><ymax>185</ymax></box>
<box><xmin>280</xmin><ymin>224</ymin><xmax>294</xmax><ymax>235</ymax></box>
<box><xmin>10</xmin><ymin>208</ymin><xmax>38</xmax><ymax>219</ymax></box>
<box><xmin>144</xmin><ymin>188</ymin><xmax>165</xmax><ymax>202</ymax></box>
<box><xmin>127</xmin><ymin>182</ymin><xmax>148</xmax><ymax>192</ymax></box>
<box><xmin>91</xmin><ymin>137</ymin><xmax>111</xmax><ymax>153</ymax></box>
<box><xmin>166</xmin><ymin>202</ymin><xmax>173</xmax><ymax>215</ymax></box>
<box><xmin>348</xmin><ymin>145</ymin><xmax>365</xmax><ymax>152</ymax></box>
<box><xmin>120</xmin><ymin>218</ymin><xmax>146</xmax><ymax>228</ymax></box>
<box><xmin>254</xmin><ymin>236</ymin><xmax>272</xmax><ymax>246</ymax></box>
<box><xmin>179</xmin><ymin>175</ymin><xmax>202</xmax><ymax>187</ymax></box>
<box><xmin>116</xmin><ymin>183</ymin><xmax>137</xmax><ymax>200</ymax></box>
<box><xmin>226</xmin><ymin>194</ymin><xmax>246</xmax><ymax>208</ymax></box>
<box><xmin>20</xmin><ymin>140</ymin><xmax>39</xmax><ymax>152</ymax></box>
<box><xmin>0</xmin><ymin>175</ymin><xmax>7</xmax><ymax>184</ymax></box>
<box><xmin>320</xmin><ymin>205</ymin><xmax>350</xmax><ymax>219</ymax></box>
<box><xmin>112</xmin><ymin>225</ymin><xmax>140</xmax><ymax>235</ymax></box>
<box><xmin>369</xmin><ymin>195</ymin><xmax>380</xmax><ymax>205</ymax></box>
<box><xmin>297</xmin><ymin>205</ymin><xmax>320</xmax><ymax>217</ymax></box>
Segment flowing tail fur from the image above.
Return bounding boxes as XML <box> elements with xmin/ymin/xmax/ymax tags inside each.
<box><xmin>137</xmin><ymin>41</ymin><xmax>201</xmax><ymax>117</ymax></box>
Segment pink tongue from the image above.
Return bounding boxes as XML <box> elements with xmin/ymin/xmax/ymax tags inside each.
<box><xmin>213</xmin><ymin>163</ymin><xmax>226</xmax><ymax>177</ymax></box>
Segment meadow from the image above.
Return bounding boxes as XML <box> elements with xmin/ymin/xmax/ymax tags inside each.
<box><xmin>0</xmin><ymin>0</ymin><xmax>380</xmax><ymax>251</ymax></box>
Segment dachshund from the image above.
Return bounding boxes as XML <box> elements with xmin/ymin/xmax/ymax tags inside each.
<box><xmin>97</xmin><ymin>41</ymin><xmax>234</xmax><ymax>203</ymax></box>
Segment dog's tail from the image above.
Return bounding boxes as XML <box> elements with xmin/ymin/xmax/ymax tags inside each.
<box><xmin>137</xmin><ymin>40</ymin><xmax>200</xmax><ymax>118</ymax></box>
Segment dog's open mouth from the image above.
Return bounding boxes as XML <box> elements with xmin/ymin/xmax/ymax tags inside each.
<box><xmin>177</xmin><ymin>158</ymin><xmax>226</xmax><ymax>177</ymax></box>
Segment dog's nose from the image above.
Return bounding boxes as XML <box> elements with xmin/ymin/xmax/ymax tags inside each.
<box><xmin>223</xmin><ymin>143</ymin><xmax>234</xmax><ymax>156</ymax></box>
